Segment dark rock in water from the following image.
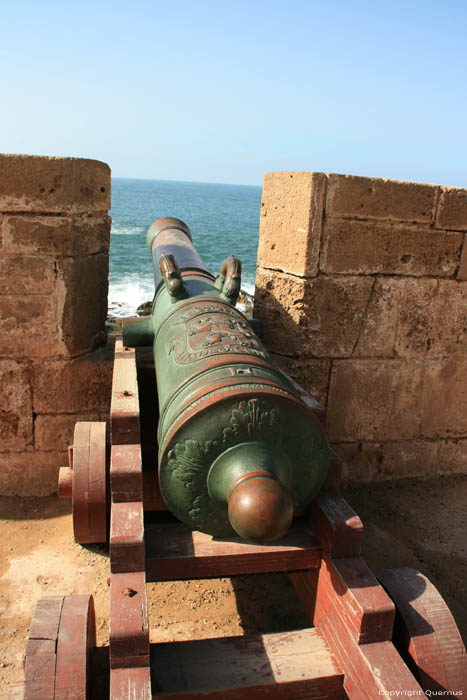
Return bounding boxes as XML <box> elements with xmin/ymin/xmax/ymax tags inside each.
<box><xmin>137</xmin><ymin>301</ymin><xmax>152</xmax><ymax>316</ymax></box>
<box><xmin>237</xmin><ymin>289</ymin><xmax>254</xmax><ymax>315</ymax></box>
<box><xmin>106</xmin><ymin>317</ymin><xmax>123</xmax><ymax>335</ymax></box>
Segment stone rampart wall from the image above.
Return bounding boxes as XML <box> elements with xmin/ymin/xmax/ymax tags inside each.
<box><xmin>0</xmin><ymin>155</ymin><xmax>113</xmax><ymax>495</ymax></box>
<box><xmin>255</xmin><ymin>172</ymin><xmax>466</xmax><ymax>481</ymax></box>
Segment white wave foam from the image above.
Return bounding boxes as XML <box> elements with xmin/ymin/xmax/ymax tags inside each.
<box><xmin>111</xmin><ymin>224</ymin><xmax>145</xmax><ymax>236</ymax></box>
<box><xmin>108</xmin><ymin>278</ymin><xmax>154</xmax><ymax>318</ymax></box>
<box><xmin>241</xmin><ymin>281</ymin><xmax>255</xmax><ymax>296</ymax></box>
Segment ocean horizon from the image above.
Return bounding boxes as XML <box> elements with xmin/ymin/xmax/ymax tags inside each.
<box><xmin>109</xmin><ymin>177</ymin><xmax>262</xmax><ymax>317</ymax></box>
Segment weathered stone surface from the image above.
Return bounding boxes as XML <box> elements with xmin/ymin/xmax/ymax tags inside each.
<box><xmin>0</xmin><ymin>360</ymin><xmax>32</xmax><ymax>450</ymax></box>
<box><xmin>0</xmin><ymin>450</ymin><xmax>66</xmax><ymax>496</ymax></box>
<box><xmin>56</xmin><ymin>254</ymin><xmax>109</xmax><ymax>355</ymax></box>
<box><xmin>355</xmin><ymin>278</ymin><xmax>466</xmax><ymax>359</ymax></box>
<box><xmin>326</xmin><ymin>360</ymin><xmax>424</xmax><ymax>441</ymax></box>
<box><xmin>335</xmin><ymin>440</ymin><xmax>441</xmax><ymax>482</ymax></box>
<box><xmin>332</xmin><ymin>442</ymin><xmax>380</xmax><ymax>482</ymax></box>
<box><xmin>436</xmin><ymin>187</ymin><xmax>467</xmax><ymax>231</ymax></box>
<box><xmin>437</xmin><ymin>440</ymin><xmax>467</xmax><ymax>474</ymax></box>
<box><xmin>419</xmin><ymin>359</ymin><xmax>467</xmax><ymax>437</ymax></box>
<box><xmin>321</xmin><ymin>218</ymin><xmax>462</xmax><ymax>276</ymax></box>
<box><xmin>354</xmin><ymin>278</ymin><xmax>401</xmax><ymax>357</ymax></box>
<box><xmin>0</xmin><ymin>154</ymin><xmax>110</xmax><ymax>213</ymax></box>
<box><xmin>326</xmin><ymin>174</ymin><xmax>438</xmax><ymax>222</ymax></box>
<box><xmin>254</xmin><ymin>270</ymin><xmax>308</xmax><ymax>356</ymax></box>
<box><xmin>0</xmin><ymin>296</ymin><xmax>64</xmax><ymax>358</ymax></box>
<box><xmin>257</xmin><ymin>172</ymin><xmax>326</xmax><ymax>276</ymax></box>
<box><xmin>377</xmin><ymin>440</ymin><xmax>440</xmax><ymax>479</ymax></box>
<box><xmin>300</xmin><ymin>275</ymin><xmax>375</xmax><ymax>358</ymax></box>
<box><xmin>395</xmin><ymin>279</ymin><xmax>466</xmax><ymax>358</ymax></box>
<box><xmin>255</xmin><ymin>269</ymin><xmax>373</xmax><ymax>358</ymax></box>
<box><xmin>35</xmin><ymin>413</ymin><xmax>103</xmax><ymax>451</ymax></box>
<box><xmin>0</xmin><ymin>255</ymin><xmax>56</xmax><ymax>295</ymax></box>
<box><xmin>2</xmin><ymin>215</ymin><xmax>111</xmax><ymax>256</ymax></box>
<box><xmin>457</xmin><ymin>235</ymin><xmax>467</xmax><ymax>280</ymax></box>
<box><xmin>269</xmin><ymin>353</ymin><xmax>331</xmax><ymax>407</ymax></box>
<box><xmin>32</xmin><ymin>342</ymin><xmax>114</xmax><ymax>413</ymax></box>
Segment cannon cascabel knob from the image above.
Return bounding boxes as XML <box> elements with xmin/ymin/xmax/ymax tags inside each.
<box><xmin>207</xmin><ymin>441</ymin><xmax>294</xmax><ymax>543</ymax></box>
<box><xmin>227</xmin><ymin>472</ymin><xmax>294</xmax><ymax>543</ymax></box>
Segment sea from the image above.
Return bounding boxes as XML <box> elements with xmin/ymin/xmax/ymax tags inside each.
<box><xmin>109</xmin><ymin>178</ymin><xmax>262</xmax><ymax>318</ymax></box>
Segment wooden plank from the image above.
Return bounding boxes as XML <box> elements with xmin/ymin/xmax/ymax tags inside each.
<box><xmin>72</xmin><ymin>422</ymin><xmax>91</xmax><ymax>543</ymax></box>
<box><xmin>88</xmin><ymin>422</ymin><xmax>107</xmax><ymax>540</ymax></box>
<box><xmin>110</xmin><ymin>572</ymin><xmax>149</xmax><ymax>670</ymax></box>
<box><xmin>24</xmin><ymin>596</ymin><xmax>63</xmax><ymax>654</ymax></box>
<box><xmin>22</xmin><ymin>655</ymin><xmax>57</xmax><ymax>700</ymax></box>
<box><xmin>322</xmin><ymin>449</ymin><xmax>343</xmax><ymax>492</ymax></box>
<box><xmin>292</xmin><ymin>554</ymin><xmax>395</xmax><ymax>645</ymax></box>
<box><xmin>110</xmin><ymin>667</ymin><xmax>151</xmax><ymax>700</ymax></box>
<box><xmin>150</xmin><ymin>628</ymin><xmax>345</xmax><ymax>699</ymax></box>
<box><xmin>110</xmin><ymin>501</ymin><xmax>145</xmax><ymax>573</ymax></box>
<box><xmin>145</xmin><ymin>522</ymin><xmax>322</xmax><ymax>581</ymax></box>
<box><xmin>111</xmin><ymin>340</ymin><xmax>140</xmax><ymax>445</ymax></box>
<box><xmin>111</xmin><ymin>444</ymin><xmax>143</xmax><ymax>501</ymax></box>
<box><xmin>290</xmin><ymin>557</ymin><xmax>425</xmax><ymax>699</ymax></box>
<box><xmin>378</xmin><ymin>567</ymin><xmax>467</xmax><ymax>694</ymax></box>
<box><xmin>311</xmin><ymin>491</ymin><xmax>363</xmax><ymax>558</ymax></box>
<box><xmin>23</xmin><ymin>596</ymin><xmax>63</xmax><ymax>700</ymax></box>
<box><xmin>54</xmin><ymin>595</ymin><xmax>95</xmax><ymax>700</ymax></box>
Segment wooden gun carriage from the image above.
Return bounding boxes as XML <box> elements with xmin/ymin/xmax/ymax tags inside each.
<box><xmin>21</xmin><ymin>219</ymin><xmax>466</xmax><ymax>699</ymax></box>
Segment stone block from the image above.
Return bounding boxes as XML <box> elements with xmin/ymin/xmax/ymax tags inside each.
<box><xmin>437</xmin><ymin>440</ymin><xmax>467</xmax><ymax>474</ymax></box>
<box><xmin>269</xmin><ymin>353</ymin><xmax>331</xmax><ymax>407</ymax></box>
<box><xmin>257</xmin><ymin>172</ymin><xmax>326</xmax><ymax>276</ymax></box>
<box><xmin>335</xmin><ymin>440</ymin><xmax>441</xmax><ymax>482</ymax></box>
<box><xmin>436</xmin><ymin>187</ymin><xmax>467</xmax><ymax>230</ymax></box>
<box><xmin>321</xmin><ymin>219</ymin><xmax>462</xmax><ymax>276</ymax></box>
<box><xmin>56</xmin><ymin>253</ymin><xmax>109</xmax><ymax>355</ymax></box>
<box><xmin>354</xmin><ymin>278</ymin><xmax>401</xmax><ymax>357</ymax></box>
<box><xmin>32</xmin><ymin>343</ymin><xmax>114</xmax><ymax>414</ymax></box>
<box><xmin>326</xmin><ymin>174</ymin><xmax>438</xmax><ymax>222</ymax></box>
<box><xmin>457</xmin><ymin>235</ymin><xmax>467</xmax><ymax>280</ymax></box>
<box><xmin>326</xmin><ymin>360</ymin><xmax>424</xmax><ymax>442</ymax></box>
<box><xmin>0</xmin><ymin>359</ymin><xmax>33</xmax><ymax>450</ymax></box>
<box><xmin>2</xmin><ymin>215</ymin><xmax>111</xmax><ymax>256</ymax></box>
<box><xmin>0</xmin><ymin>154</ymin><xmax>110</xmax><ymax>213</ymax></box>
<box><xmin>419</xmin><ymin>359</ymin><xmax>467</xmax><ymax>437</ymax></box>
<box><xmin>303</xmin><ymin>275</ymin><xmax>374</xmax><ymax>357</ymax></box>
<box><xmin>332</xmin><ymin>442</ymin><xmax>380</xmax><ymax>483</ymax></box>
<box><xmin>0</xmin><ymin>295</ymin><xmax>64</xmax><ymax>358</ymax></box>
<box><xmin>254</xmin><ymin>269</ymin><xmax>308</xmax><ymax>356</ymax></box>
<box><xmin>0</xmin><ymin>450</ymin><xmax>66</xmax><ymax>496</ymax></box>
<box><xmin>376</xmin><ymin>440</ymin><xmax>440</xmax><ymax>479</ymax></box>
<box><xmin>34</xmin><ymin>413</ymin><xmax>104</xmax><ymax>451</ymax></box>
<box><xmin>255</xmin><ymin>269</ymin><xmax>373</xmax><ymax>358</ymax></box>
<box><xmin>0</xmin><ymin>255</ymin><xmax>56</xmax><ymax>295</ymax></box>
<box><xmin>395</xmin><ymin>280</ymin><xmax>466</xmax><ymax>358</ymax></box>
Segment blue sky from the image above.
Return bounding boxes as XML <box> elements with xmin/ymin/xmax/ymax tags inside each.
<box><xmin>2</xmin><ymin>0</ymin><xmax>466</xmax><ymax>186</ymax></box>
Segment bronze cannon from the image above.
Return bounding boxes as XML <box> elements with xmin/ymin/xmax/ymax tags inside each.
<box><xmin>122</xmin><ymin>217</ymin><xmax>329</xmax><ymax>543</ymax></box>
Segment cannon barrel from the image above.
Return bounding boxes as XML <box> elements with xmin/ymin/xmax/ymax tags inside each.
<box><xmin>123</xmin><ymin>217</ymin><xmax>329</xmax><ymax>543</ymax></box>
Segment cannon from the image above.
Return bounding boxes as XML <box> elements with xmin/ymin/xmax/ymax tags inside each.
<box><xmin>21</xmin><ymin>218</ymin><xmax>465</xmax><ymax>699</ymax></box>
<box><xmin>121</xmin><ymin>217</ymin><xmax>329</xmax><ymax>543</ymax></box>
